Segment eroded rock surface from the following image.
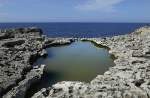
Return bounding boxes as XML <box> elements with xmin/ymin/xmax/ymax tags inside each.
<box><xmin>0</xmin><ymin>27</ymin><xmax>73</xmax><ymax>98</ymax></box>
<box><xmin>32</xmin><ymin>26</ymin><xmax>150</xmax><ymax>98</ymax></box>
<box><xmin>3</xmin><ymin>65</ymin><xmax>45</xmax><ymax>98</ymax></box>
<box><xmin>0</xmin><ymin>27</ymin><xmax>45</xmax><ymax>97</ymax></box>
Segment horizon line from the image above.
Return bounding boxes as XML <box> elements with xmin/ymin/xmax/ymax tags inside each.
<box><xmin>0</xmin><ymin>21</ymin><xmax>150</xmax><ymax>23</ymax></box>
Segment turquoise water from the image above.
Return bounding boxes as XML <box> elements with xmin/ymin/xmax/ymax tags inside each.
<box><xmin>26</xmin><ymin>41</ymin><xmax>115</xmax><ymax>97</ymax></box>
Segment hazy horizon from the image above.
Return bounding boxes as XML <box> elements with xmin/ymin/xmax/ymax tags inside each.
<box><xmin>1</xmin><ymin>21</ymin><xmax>150</xmax><ymax>24</ymax></box>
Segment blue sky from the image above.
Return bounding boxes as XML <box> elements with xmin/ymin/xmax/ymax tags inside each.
<box><xmin>0</xmin><ymin>0</ymin><xmax>150</xmax><ymax>22</ymax></box>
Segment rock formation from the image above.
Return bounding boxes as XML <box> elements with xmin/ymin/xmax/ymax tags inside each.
<box><xmin>1</xmin><ymin>26</ymin><xmax>150</xmax><ymax>98</ymax></box>
<box><xmin>32</xmin><ymin>26</ymin><xmax>150</xmax><ymax>98</ymax></box>
<box><xmin>0</xmin><ymin>27</ymin><xmax>73</xmax><ymax>98</ymax></box>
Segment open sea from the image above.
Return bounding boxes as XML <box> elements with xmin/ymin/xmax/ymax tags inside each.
<box><xmin>0</xmin><ymin>23</ymin><xmax>149</xmax><ymax>38</ymax></box>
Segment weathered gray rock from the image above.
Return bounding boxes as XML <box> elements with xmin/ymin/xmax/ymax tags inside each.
<box><xmin>1</xmin><ymin>26</ymin><xmax>150</xmax><ymax>98</ymax></box>
<box><xmin>0</xmin><ymin>27</ymin><xmax>74</xmax><ymax>98</ymax></box>
<box><xmin>3</xmin><ymin>64</ymin><xmax>45</xmax><ymax>98</ymax></box>
<box><xmin>44</xmin><ymin>38</ymin><xmax>74</xmax><ymax>48</ymax></box>
<box><xmin>39</xmin><ymin>49</ymin><xmax>48</xmax><ymax>57</ymax></box>
<box><xmin>0</xmin><ymin>27</ymin><xmax>46</xmax><ymax>97</ymax></box>
<box><xmin>32</xmin><ymin>26</ymin><xmax>150</xmax><ymax>98</ymax></box>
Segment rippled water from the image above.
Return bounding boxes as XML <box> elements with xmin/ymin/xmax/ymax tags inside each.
<box><xmin>26</xmin><ymin>41</ymin><xmax>115</xmax><ymax>97</ymax></box>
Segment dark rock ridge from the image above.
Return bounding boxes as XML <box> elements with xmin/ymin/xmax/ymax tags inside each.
<box><xmin>0</xmin><ymin>27</ymin><xmax>73</xmax><ymax>98</ymax></box>
<box><xmin>32</xmin><ymin>26</ymin><xmax>150</xmax><ymax>98</ymax></box>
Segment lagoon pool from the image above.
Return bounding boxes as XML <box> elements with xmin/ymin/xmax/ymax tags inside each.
<box><xmin>26</xmin><ymin>41</ymin><xmax>115</xmax><ymax>97</ymax></box>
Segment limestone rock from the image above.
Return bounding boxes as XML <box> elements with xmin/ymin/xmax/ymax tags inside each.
<box><xmin>32</xmin><ymin>26</ymin><xmax>150</xmax><ymax>98</ymax></box>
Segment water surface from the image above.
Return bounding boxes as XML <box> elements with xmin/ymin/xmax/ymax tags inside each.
<box><xmin>34</xmin><ymin>41</ymin><xmax>115</xmax><ymax>88</ymax></box>
<box><xmin>0</xmin><ymin>23</ymin><xmax>149</xmax><ymax>37</ymax></box>
<box><xmin>26</xmin><ymin>41</ymin><xmax>115</xmax><ymax>97</ymax></box>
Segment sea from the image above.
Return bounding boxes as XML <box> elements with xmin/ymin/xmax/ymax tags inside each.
<box><xmin>0</xmin><ymin>22</ymin><xmax>149</xmax><ymax>38</ymax></box>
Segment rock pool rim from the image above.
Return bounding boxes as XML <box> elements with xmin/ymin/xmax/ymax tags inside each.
<box><xmin>25</xmin><ymin>39</ymin><xmax>116</xmax><ymax>98</ymax></box>
<box><xmin>81</xmin><ymin>39</ymin><xmax>117</xmax><ymax>60</ymax></box>
<box><xmin>38</xmin><ymin>40</ymin><xmax>117</xmax><ymax>81</ymax></box>
<box><xmin>44</xmin><ymin>39</ymin><xmax>117</xmax><ymax>61</ymax></box>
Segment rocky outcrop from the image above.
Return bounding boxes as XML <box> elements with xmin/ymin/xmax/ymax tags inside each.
<box><xmin>3</xmin><ymin>65</ymin><xmax>45</xmax><ymax>98</ymax></box>
<box><xmin>0</xmin><ymin>27</ymin><xmax>73</xmax><ymax>98</ymax></box>
<box><xmin>32</xmin><ymin>26</ymin><xmax>150</xmax><ymax>98</ymax></box>
<box><xmin>0</xmin><ymin>27</ymin><xmax>46</xmax><ymax>97</ymax></box>
<box><xmin>44</xmin><ymin>38</ymin><xmax>74</xmax><ymax>48</ymax></box>
<box><xmin>1</xmin><ymin>26</ymin><xmax>150</xmax><ymax>98</ymax></box>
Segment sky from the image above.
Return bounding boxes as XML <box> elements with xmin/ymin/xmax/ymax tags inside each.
<box><xmin>0</xmin><ymin>0</ymin><xmax>150</xmax><ymax>22</ymax></box>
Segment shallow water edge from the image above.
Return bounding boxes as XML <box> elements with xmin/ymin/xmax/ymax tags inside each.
<box><xmin>26</xmin><ymin>40</ymin><xmax>115</xmax><ymax>98</ymax></box>
<box><xmin>32</xmin><ymin>26</ymin><xmax>150</xmax><ymax>98</ymax></box>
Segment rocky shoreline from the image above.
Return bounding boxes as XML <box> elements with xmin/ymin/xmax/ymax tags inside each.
<box><xmin>0</xmin><ymin>27</ymin><xmax>73</xmax><ymax>98</ymax></box>
<box><xmin>32</xmin><ymin>26</ymin><xmax>150</xmax><ymax>98</ymax></box>
<box><xmin>1</xmin><ymin>26</ymin><xmax>150</xmax><ymax>98</ymax></box>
